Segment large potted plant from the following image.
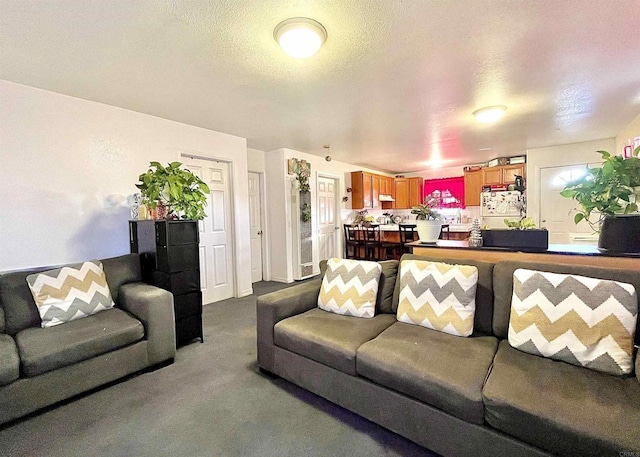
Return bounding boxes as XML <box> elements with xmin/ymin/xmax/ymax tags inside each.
<box><xmin>560</xmin><ymin>148</ymin><xmax>640</xmax><ymax>252</ymax></box>
<box><xmin>411</xmin><ymin>199</ymin><xmax>442</xmax><ymax>243</ymax></box>
<box><xmin>136</xmin><ymin>161</ymin><xmax>210</xmax><ymax>220</ymax></box>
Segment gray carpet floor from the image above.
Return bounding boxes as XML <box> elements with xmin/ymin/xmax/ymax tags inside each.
<box><xmin>0</xmin><ymin>281</ymin><xmax>438</xmax><ymax>457</ymax></box>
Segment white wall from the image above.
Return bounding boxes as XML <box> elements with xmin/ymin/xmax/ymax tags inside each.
<box><xmin>526</xmin><ymin>138</ymin><xmax>615</xmax><ymax>226</ymax></box>
<box><xmin>247</xmin><ymin>148</ymin><xmax>265</xmax><ymax>173</ymax></box>
<box><xmin>0</xmin><ymin>80</ymin><xmax>253</xmax><ymax>298</ymax></box>
<box><xmin>615</xmin><ymin>112</ymin><xmax>640</xmax><ymax>155</ymax></box>
<box><xmin>264</xmin><ymin>148</ymin><xmax>388</xmax><ymax>282</ymax></box>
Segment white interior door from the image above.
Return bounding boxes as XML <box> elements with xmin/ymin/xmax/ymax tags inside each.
<box><xmin>248</xmin><ymin>172</ymin><xmax>263</xmax><ymax>283</ymax></box>
<box><xmin>182</xmin><ymin>156</ymin><xmax>234</xmax><ymax>303</ymax></box>
<box><xmin>317</xmin><ymin>175</ymin><xmax>338</xmax><ymax>261</ymax></box>
<box><xmin>540</xmin><ymin>164</ymin><xmax>599</xmax><ymax>244</ymax></box>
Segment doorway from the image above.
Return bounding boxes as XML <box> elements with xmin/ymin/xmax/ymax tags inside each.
<box><xmin>317</xmin><ymin>174</ymin><xmax>339</xmax><ymax>261</ymax></box>
<box><xmin>181</xmin><ymin>155</ymin><xmax>235</xmax><ymax>303</ymax></box>
<box><xmin>539</xmin><ymin>164</ymin><xmax>599</xmax><ymax>244</ymax></box>
<box><xmin>248</xmin><ymin>172</ymin><xmax>264</xmax><ymax>283</ymax></box>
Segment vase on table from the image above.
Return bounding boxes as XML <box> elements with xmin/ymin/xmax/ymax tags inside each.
<box><xmin>415</xmin><ymin>220</ymin><xmax>443</xmax><ymax>243</ymax></box>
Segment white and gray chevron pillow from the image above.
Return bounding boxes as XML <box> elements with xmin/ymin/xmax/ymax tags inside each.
<box><xmin>317</xmin><ymin>258</ymin><xmax>381</xmax><ymax>318</ymax></box>
<box><xmin>27</xmin><ymin>260</ymin><xmax>115</xmax><ymax>328</ymax></box>
<box><xmin>509</xmin><ymin>269</ymin><xmax>638</xmax><ymax>376</ymax></box>
<box><xmin>397</xmin><ymin>260</ymin><xmax>478</xmax><ymax>336</ymax></box>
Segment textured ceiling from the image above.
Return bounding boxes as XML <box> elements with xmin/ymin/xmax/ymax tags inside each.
<box><xmin>1</xmin><ymin>0</ymin><xmax>639</xmax><ymax>173</ymax></box>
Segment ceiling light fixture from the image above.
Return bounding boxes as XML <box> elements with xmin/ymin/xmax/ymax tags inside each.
<box><xmin>473</xmin><ymin>105</ymin><xmax>507</xmax><ymax>123</ymax></box>
<box><xmin>274</xmin><ymin>17</ymin><xmax>327</xmax><ymax>59</ymax></box>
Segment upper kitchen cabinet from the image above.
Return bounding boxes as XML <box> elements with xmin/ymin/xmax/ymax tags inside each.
<box><xmin>351</xmin><ymin>171</ymin><xmax>383</xmax><ymax>209</ymax></box>
<box><xmin>394</xmin><ymin>177</ymin><xmax>423</xmax><ymax>209</ymax></box>
<box><xmin>501</xmin><ymin>164</ymin><xmax>526</xmax><ymax>183</ymax></box>
<box><xmin>464</xmin><ymin>169</ymin><xmax>483</xmax><ymax>206</ymax></box>
<box><xmin>481</xmin><ymin>164</ymin><xmax>526</xmax><ymax>186</ymax></box>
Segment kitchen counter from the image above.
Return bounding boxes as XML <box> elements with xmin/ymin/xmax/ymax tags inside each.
<box><xmin>377</xmin><ymin>224</ymin><xmax>471</xmax><ymax>233</ymax></box>
<box><xmin>406</xmin><ymin>240</ymin><xmax>640</xmax><ymax>270</ymax></box>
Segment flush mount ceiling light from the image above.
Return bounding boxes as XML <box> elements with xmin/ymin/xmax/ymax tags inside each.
<box><xmin>274</xmin><ymin>17</ymin><xmax>327</xmax><ymax>59</ymax></box>
<box><xmin>473</xmin><ymin>105</ymin><xmax>507</xmax><ymax>123</ymax></box>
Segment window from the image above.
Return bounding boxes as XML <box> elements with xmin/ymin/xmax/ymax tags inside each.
<box><xmin>424</xmin><ymin>176</ymin><xmax>465</xmax><ymax>209</ymax></box>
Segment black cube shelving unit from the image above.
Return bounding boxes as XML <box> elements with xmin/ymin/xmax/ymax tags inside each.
<box><xmin>129</xmin><ymin>220</ymin><xmax>203</xmax><ymax>346</ymax></box>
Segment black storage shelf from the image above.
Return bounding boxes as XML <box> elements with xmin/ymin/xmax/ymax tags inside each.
<box><xmin>129</xmin><ymin>220</ymin><xmax>203</xmax><ymax>346</ymax></box>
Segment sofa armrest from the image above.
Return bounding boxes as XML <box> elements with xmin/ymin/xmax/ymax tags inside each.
<box><xmin>119</xmin><ymin>283</ymin><xmax>176</xmax><ymax>365</ymax></box>
<box><xmin>256</xmin><ymin>279</ymin><xmax>321</xmax><ymax>372</ymax></box>
<box><xmin>0</xmin><ymin>308</ymin><xmax>4</xmax><ymax>333</ymax></box>
<box><xmin>636</xmin><ymin>351</ymin><xmax>639</xmax><ymax>384</ymax></box>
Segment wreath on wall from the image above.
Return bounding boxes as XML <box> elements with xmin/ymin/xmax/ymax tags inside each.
<box><xmin>288</xmin><ymin>158</ymin><xmax>311</xmax><ymax>194</ymax></box>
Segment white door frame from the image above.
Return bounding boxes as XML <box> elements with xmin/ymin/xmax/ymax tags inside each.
<box><xmin>180</xmin><ymin>152</ymin><xmax>237</xmax><ymax>299</ymax></box>
<box><xmin>316</xmin><ymin>172</ymin><xmax>341</xmax><ymax>263</ymax></box>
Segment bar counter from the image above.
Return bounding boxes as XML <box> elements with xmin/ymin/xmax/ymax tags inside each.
<box><xmin>406</xmin><ymin>240</ymin><xmax>640</xmax><ymax>271</ymax></box>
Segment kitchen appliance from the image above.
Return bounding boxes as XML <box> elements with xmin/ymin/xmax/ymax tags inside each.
<box><xmin>481</xmin><ymin>190</ymin><xmax>525</xmax><ymax>229</ymax></box>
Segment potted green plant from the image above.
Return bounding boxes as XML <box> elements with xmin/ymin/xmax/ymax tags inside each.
<box><xmin>560</xmin><ymin>147</ymin><xmax>640</xmax><ymax>252</ymax></box>
<box><xmin>480</xmin><ymin>217</ymin><xmax>549</xmax><ymax>250</ymax></box>
<box><xmin>411</xmin><ymin>199</ymin><xmax>442</xmax><ymax>243</ymax></box>
<box><xmin>136</xmin><ymin>161</ymin><xmax>210</xmax><ymax>220</ymax></box>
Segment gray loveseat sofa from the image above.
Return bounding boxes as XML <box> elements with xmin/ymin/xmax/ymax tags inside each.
<box><xmin>0</xmin><ymin>254</ymin><xmax>176</xmax><ymax>425</ymax></box>
<box><xmin>257</xmin><ymin>253</ymin><xmax>640</xmax><ymax>457</ymax></box>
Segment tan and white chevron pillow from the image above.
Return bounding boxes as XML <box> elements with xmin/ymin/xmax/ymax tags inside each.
<box><xmin>509</xmin><ymin>269</ymin><xmax>638</xmax><ymax>375</ymax></box>
<box><xmin>27</xmin><ymin>260</ymin><xmax>115</xmax><ymax>328</ymax></box>
<box><xmin>317</xmin><ymin>258</ymin><xmax>382</xmax><ymax>318</ymax></box>
<box><xmin>397</xmin><ymin>260</ymin><xmax>478</xmax><ymax>337</ymax></box>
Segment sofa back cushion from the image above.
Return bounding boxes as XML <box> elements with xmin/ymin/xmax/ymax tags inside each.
<box><xmin>318</xmin><ymin>258</ymin><xmax>382</xmax><ymax>318</ymax></box>
<box><xmin>509</xmin><ymin>268</ymin><xmax>637</xmax><ymax>376</ymax></box>
<box><xmin>494</xmin><ymin>260</ymin><xmax>640</xmax><ymax>346</ymax></box>
<box><xmin>0</xmin><ymin>254</ymin><xmax>141</xmax><ymax>336</ymax></box>
<box><xmin>320</xmin><ymin>259</ymin><xmax>398</xmax><ymax>314</ymax></box>
<box><xmin>397</xmin><ymin>259</ymin><xmax>478</xmax><ymax>336</ymax></box>
<box><xmin>393</xmin><ymin>254</ymin><xmax>495</xmax><ymax>336</ymax></box>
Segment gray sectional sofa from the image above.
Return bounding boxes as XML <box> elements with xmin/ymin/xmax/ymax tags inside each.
<box><xmin>257</xmin><ymin>253</ymin><xmax>640</xmax><ymax>457</ymax></box>
<box><xmin>0</xmin><ymin>254</ymin><xmax>176</xmax><ymax>425</ymax></box>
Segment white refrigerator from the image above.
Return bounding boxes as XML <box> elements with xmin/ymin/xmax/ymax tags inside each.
<box><xmin>480</xmin><ymin>191</ymin><xmax>525</xmax><ymax>229</ymax></box>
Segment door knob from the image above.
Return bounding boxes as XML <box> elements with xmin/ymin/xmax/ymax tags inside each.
<box><xmin>542</xmin><ymin>220</ymin><xmax>546</xmax><ymax>223</ymax></box>
<box><xmin>258</xmin><ymin>231</ymin><xmax>263</xmax><ymax>235</ymax></box>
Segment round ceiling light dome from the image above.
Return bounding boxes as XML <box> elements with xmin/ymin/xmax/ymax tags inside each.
<box><xmin>473</xmin><ymin>105</ymin><xmax>507</xmax><ymax>123</ymax></box>
<box><xmin>274</xmin><ymin>17</ymin><xmax>327</xmax><ymax>59</ymax></box>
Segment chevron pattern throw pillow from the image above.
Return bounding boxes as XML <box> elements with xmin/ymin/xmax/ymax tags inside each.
<box><xmin>509</xmin><ymin>269</ymin><xmax>638</xmax><ymax>375</ymax></box>
<box><xmin>317</xmin><ymin>258</ymin><xmax>382</xmax><ymax>318</ymax></box>
<box><xmin>397</xmin><ymin>260</ymin><xmax>478</xmax><ymax>336</ymax></box>
<box><xmin>27</xmin><ymin>260</ymin><xmax>115</xmax><ymax>328</ymax></box>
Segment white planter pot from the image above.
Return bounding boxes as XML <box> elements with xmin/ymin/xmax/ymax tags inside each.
<box><xmin>415</xmin><ymin>220</ymin><xmax>443</xmax><ymax>243</ymax></box>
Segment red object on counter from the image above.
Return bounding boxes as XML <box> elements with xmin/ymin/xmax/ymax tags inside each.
<box><xmin>490</xmin><ymin>184</ymin><xmax>508</xmax><ymax>191</ymax></box>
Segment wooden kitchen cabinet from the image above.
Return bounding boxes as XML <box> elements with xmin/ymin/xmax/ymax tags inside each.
<box><xmin>409</xmin><ymin>177</ymin><xmax>424</xmax><ymax>207</ymax></box>
<box><xmin>481</xmin><ymin>164</ymin><xmax>527</xmax><ymax>186</ymax></box>
<box><xmin>482</xmin><ymin>167</ymin><xmax>503</xmax><ymax>185</ymax></box>
<box><xmin>393</xmin><ymin>177</ymin><xmax>423</xmax><ymax>209</ymax></box>
<box><xmin>464</xmin><ymin>170</ymin><xmax>483</xmax><ymax>206</ymax></box>
<box><xmin>501</xmin><ymin>164</ymin><xmax>525</xmax><ymax>183</ymax></box>
<box><xmin>351</xmin><ymin>171</ymin><xmax>382</xmax><ymax>209</ymax></box>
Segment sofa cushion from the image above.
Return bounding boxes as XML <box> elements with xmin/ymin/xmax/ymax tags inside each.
<box><xmin>318</xmin><ymin>258</ymin><xmax>381</xmax><ymax>318</ymax></box>
<box><xmin>0</xmin><ymin>334</ymin><xmax>19</xmax><ymax>386</ymax></box>
<box><xmin>509</xmin><ymin>268</ymin><xmax>637</xmax><ymax>376</ymax></box>
<box><xmin>27</xmin><ymin>260</ymin><xmax>115</xmax><ymax>328</ymax></box>
<box><xmin>357</xmin><ymin>321</ymin><xmax>498</xmax><ymax>424</ymax></box>
<box><xmin>16</xmin><ymin>308</ymin><xmax>144</xmax><ymax>377</ymax></box>
<box><xmin>483</xmin><ymin>340</ymin><xmax>640</xmax><ymax>456</ymax></box>
<box><xmin>274</xmin><ymin>308</ymin><xmax>395</xmax><ymax>375</ymax></box>
<box><xmin>392</xmin><ymin>254</ymin><xmax>495</xmax><ymax>336</ymax></box>
<box><xmin>397</xmin><ymin>260</ymin><xmax>478</xmax><ymax>337</ymax></box>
